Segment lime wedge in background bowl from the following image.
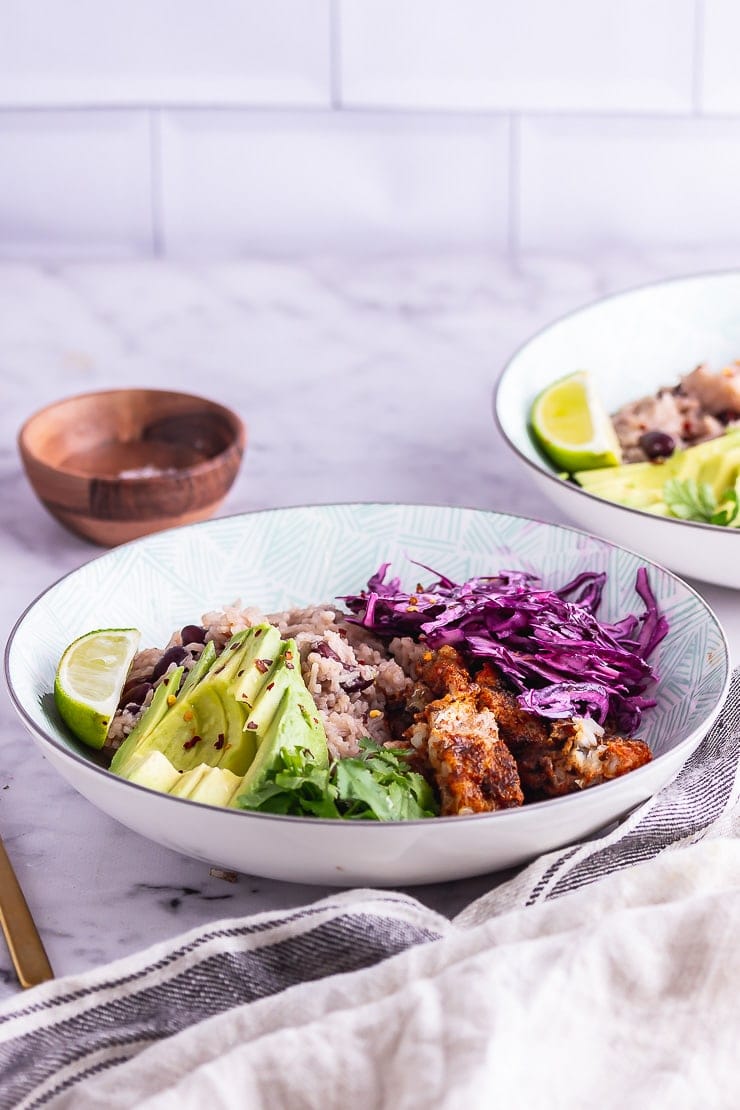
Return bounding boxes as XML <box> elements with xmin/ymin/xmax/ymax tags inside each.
<box><xmin>529</xmin><ymin>370</ymin><xmax>622</xmax><ymax>473</ymax></box>
<box><xmin>54</xmin><ymin>628</ymin><xmax>140</xmax><ymax>749</ymax></box>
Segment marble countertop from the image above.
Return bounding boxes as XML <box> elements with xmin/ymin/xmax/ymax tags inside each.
<box><xmin>2</xmin><ymin>247</ymin><xmax>740</xmax><ymax>1001</ymax></box>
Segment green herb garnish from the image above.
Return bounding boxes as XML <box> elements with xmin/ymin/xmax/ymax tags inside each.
<box><xmin>663</xmin><ymin>478</ymin><xmax>740</xmax><ymax>526</ymax></box>
<box><xmin>236</xmin><ymin>738</ymin><xmax>439</xmax><ymax>821</ymax></box>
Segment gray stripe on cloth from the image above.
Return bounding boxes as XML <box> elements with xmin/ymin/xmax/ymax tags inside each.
<box><xmin>0</xmin><ymin>903</ymin><xmax>331</xmax><ymax>1027</ymax></box>
<box><xmin>0</xmin><ymin>912</ymin><xmax>442</xmax><ymax>1110</ymax></box>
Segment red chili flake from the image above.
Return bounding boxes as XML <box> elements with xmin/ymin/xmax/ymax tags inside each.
<box><xmin>255</xmin><ymin>659</ymin><xmax>272</xmax><ymax>673</ymax></box>
<box><xmin>246</xmin><ymin>721</ymin><xmax>258</xmax><ymax>730</ymax></box>
<box><xmin>183</xmin><ymin>735</ymin><xmax>202</xmax><ymax>750</ymax></box>
<box><xmin>266</xmin><ymin>681</ymin><xmax>275</xmax><ymax>691</ymax></box>
<box><xmin>214</xmin><ymin>733</ymin><xmax>226</xmax><ymax>750</ymax></box>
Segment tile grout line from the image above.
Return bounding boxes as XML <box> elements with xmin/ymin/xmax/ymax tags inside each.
<box><xmin>507</xmin><ymin>114</ymin><xmax>520</xmax><ymax>259</ymax></box>
<box><xmin>148</xmin><ymin>109</ymin><xmax>164</xmax><ymax>257</ymax></box>
<box><xmin>0</xmin><ymin>104</ymin><xmax>738</xmax><ymax>122</ymax></box>
<box><xmin>329</xmin><ymin>0</ymin><xmax>342</xmax><ymax>109</ymax></box>
<box><xmin>692</xmin><ymin>0</ymin><xmax>705</xmax><ymax>115</ymax></box>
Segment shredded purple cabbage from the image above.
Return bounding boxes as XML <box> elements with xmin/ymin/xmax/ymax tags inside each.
<box><xmin>341</xmin><ymin>563</ymin><xmax>668</xmax><ymax>733</ymax></box>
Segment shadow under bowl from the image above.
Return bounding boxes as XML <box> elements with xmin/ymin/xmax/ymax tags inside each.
<box><xmin>18</xmin><ymin>388</ymin><xmax>246</xmax><ymax>546</ymax></box>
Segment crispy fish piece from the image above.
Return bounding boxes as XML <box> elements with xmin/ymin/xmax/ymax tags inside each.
<box><xmin>515</xmin><ymin>717</ymin><xmax>652</xmax><ymax>800</ymax></box>
<box><xmin>682</xmin><ymin>362</ymin><xmax>740</xmax><ymax>417</ymax></box>
<box><xmin>407</xmin><ymin>647</ymin><xmax>524</xmax><ymax>815</ymax></box>
<box><xmin>476</xmin><ymin>663</ymin><xmax>652</xmax><ymax>800</ymax></box>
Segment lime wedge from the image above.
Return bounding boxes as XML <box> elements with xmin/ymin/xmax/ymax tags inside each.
<box><xmin>529</xmin><ymin>370</ymin><xmax>622</xmax><ymax>473</ymax></box>
<box><xmin>54</xmin><ymin>628</ymin><xmax>141</xmax><ymax>749</ymax></box>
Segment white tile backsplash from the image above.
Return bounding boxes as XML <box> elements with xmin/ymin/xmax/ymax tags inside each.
<box><xmin>1</xmin><ymin>1</ymin><xmax>740</xmax><ymax>257</ymax></box>
<box><xmin>700</xmin><ymin>0</ymin><xmax>740</xmax><ymax>112</ymax></box>
<box><xmin>518</xmin><ymin>116</ymin><xmax>740</xmax><ymax>252</ymax></box>
<box><xmin>159</xmin><ymin>111</ymin><xmax>510</xmax><ymax>254</ymax></box>
<box><xmin>0</xmin><ymin>111</ymin><xmax>152</xmax><ymax>256</ymax></box>
<box><xmin>0</xmin><ymin>0</ymin><xmax>331</xmax><ymax>106</ymax></box>
<box><xmin>339</xmin><ymin>0</ymin><xmax>695</xmax><ymax>113</ymax></box>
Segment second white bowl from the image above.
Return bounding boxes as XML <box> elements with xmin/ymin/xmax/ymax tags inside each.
<box><xmin>495</xmin><ymin>271</ymin><xmax>740</xmax><ymax>589</ymax></box>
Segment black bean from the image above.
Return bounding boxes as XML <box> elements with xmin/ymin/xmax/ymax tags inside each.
<box><xmin>639</xmin><ymin>430</ymin><xmax>676</xmax><ymax>460</ymax></box>
<box><xmin>151</xmin><ymin>644</ymin><xmax>188</xmax><ymax>682</ymax></box>
<box><xmin>181</xmin><ymin>624</ymin><xmax>206</xmax><ymax>645</ymax></box>
<box><xmin>123</xmin><ymin>681</ymin><xmax>152</xmax><ymax>707</ymax></box>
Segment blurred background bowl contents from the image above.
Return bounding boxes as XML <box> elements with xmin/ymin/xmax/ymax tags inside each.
<box><xmin>494</xmin><ymin>271</ymin><xmax>740</xmax><ymax>590</ymax></box>
<box><xmin>18</xmin><ymin>388</ymin><xmax>245</xmax><ymax>547</ymax></box>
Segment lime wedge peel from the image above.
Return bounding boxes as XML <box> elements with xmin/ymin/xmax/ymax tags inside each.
<box><xmin>529</xmin><ymin>370</ymin><xmax>623</xmax><ymax>474</ymax></box>
<box><xmin>54</xmin><ymin>628</ymin><xmax>141</xmax><ymax>750</ymax></box>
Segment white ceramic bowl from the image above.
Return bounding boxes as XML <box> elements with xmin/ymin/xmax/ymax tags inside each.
<box><xmin>4</xmin><ymin>504</ymin><xmax>730</xmax><ymax>887</ymax></box>
<box><xmin>495</xmin><ymin>271</ymin><xmax>740</xmax><ymax>589</ymax></box>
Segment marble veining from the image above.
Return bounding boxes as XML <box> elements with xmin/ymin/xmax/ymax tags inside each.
<box><xmin>2</xmin><ymin>247</ymin><xmax>740</xmax><ymax>1001</ymax></box>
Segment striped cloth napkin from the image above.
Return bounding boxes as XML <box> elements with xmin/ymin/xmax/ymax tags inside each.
<box><xmin>2</xmin><ymin>670</ymin><xmax>739</xmax><ymax>1110</ymax></box>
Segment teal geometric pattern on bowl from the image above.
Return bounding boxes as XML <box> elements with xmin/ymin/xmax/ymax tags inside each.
<box><xmin>7</xmin><ymin>504</ymin><xmax>728</xmax><ymax>767</ymax></box>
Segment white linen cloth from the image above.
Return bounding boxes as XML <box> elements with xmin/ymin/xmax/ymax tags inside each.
<box><xmin>61</xmin><ymin>839</ymin><xmax>740</xmax><ymax>1110</ymax></box>
<box><xmin>2</xmin><ymin>669</ymin><xmax>739</xmax><ymax>1110</ymax></box>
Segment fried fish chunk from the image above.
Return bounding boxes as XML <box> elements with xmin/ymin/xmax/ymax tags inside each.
<box><xmin>407</xmin><ymin>647</ymin><xmax>524</xmax><ymax>815</ymax></box>
<box><xmin>476</xmin><ymin>663</ymin><xmax>652</xmax><ymax>800</ymax></box>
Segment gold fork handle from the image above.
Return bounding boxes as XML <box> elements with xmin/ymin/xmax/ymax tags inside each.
<box><xmin>0</xmin><ymin>838</ymin><xmax>54</xmax><ymax>988</ymax></box>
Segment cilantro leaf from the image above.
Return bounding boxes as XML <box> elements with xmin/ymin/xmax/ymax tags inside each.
<box><xmin>663</xmin><ymin>478</ymin><xmax>740</xmax><ymax>527</ymax></box>
<box><xmin>334</xmin><ymin>739</ymin><xmax>438</xmax><ymax>820</ymax></box>
<box><xmin>236</xmin><ymin>739</ymin><xmax>439</xmax><ymax>821</ymax></box>
<box><xmin>236</xmin><ymin>747</ymin><xmax>342</xmax><ymax>819</ymax></box>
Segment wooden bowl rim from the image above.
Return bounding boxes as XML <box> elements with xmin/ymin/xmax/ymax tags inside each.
<box><xmin>18</xmin><ymin>387</ymin><xmax>246</xmax><ymax>483</ymax></box>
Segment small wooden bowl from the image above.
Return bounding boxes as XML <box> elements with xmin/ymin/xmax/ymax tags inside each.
<box><xmin>18</xmin><ymin>388</ymin><xmax>246</xmax><ymax>546</ymax></box>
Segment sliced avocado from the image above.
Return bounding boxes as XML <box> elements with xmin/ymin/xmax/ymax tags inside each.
<box><xmin>177</xmin><ymin>639</ymin><xmax>218</xmax><ymax>699</ymax></box>
<box><xmin>112</xmin><ymin>622</ymin><xmax>331</xmax><ymax>795</ymax></box>
<box><xmin>696</xmin><ymin>445</ymin><xmax>740</xmax><ymax>492</ymax></box>
<box><xmin>169</xmin><ymin>764</ymin><xmax>208</xmax><ymax>798</ymax></box>
<box><xmin>575</xmin><ymin>428</ymin><xmax>740</xmax><ymax>516</ymax></box>
<box><xmin>171</xmin><ymin>763</ymin><xmax>243</xmax><ymax>806</ymax></box>
<box><xmin>210</xmin><ymin>626</ymin><xmax>280</xmax><ymax>689</ymax></box>
<box><xmin>236</xmin><ymin>685</ymin><xmax>328</xmax><ymax>805</ymax></box>
<box><xmin>233</xmin><ymin>639</ymin><xmax>297</xmax><ymax>738</ymax></box>
<box><xmin>110</xmin><ymin>665</ymin><xmax>185</xmax><ymax>774</ymax></box>
<box><xmin>229</xmin><ymin>625</ymin><xmax>284</xmax><ymax>708</ymax></box>
<box><xmin>127</xmin><ymin>751</ymin><xmax>244</xmax><ymax>807</ymax></box>
<box><xmin>111</xmin><ymin>626</ymin><xmax>282</xmax><ymax>781</ymax></box>
<box><xmin>126</xmin><ymin>749</ymin><xmax>182</xmax><ymax>792</ymax></box>
<box><xmin>118</xmin><ymin>681</ymin><xmax>232</xmax><ymax>777</ymax></box>
<box><xmin>115</xmin><ymin>641</ymin><xmax>217</xmax><ymax>774</ymax></box>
